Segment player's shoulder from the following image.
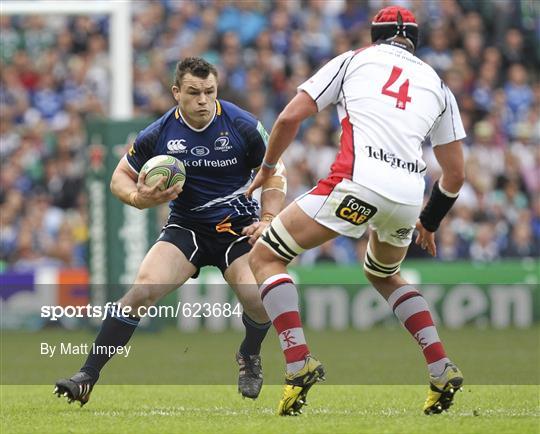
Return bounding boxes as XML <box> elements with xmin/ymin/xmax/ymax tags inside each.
<box><xmin>219</xmin><ymin>99</ymin><xmax>257</xmax><ymax>124</ymax></box>
<box><xmin>137</xmin><ymin>107</ymin><xmax>176</xmax><ymax>140</ymax></box>
<box><xmin>346</xmin><ymin>44</ymin><xmax>398</xmax><ymax>66</ymax></box>
<box><xmin>413</xmin><ymin>54</ymin><xmax>443</xmax><ymax>81</ymax></box>
<box><xmin>412</xmin><ymin>59</ymin><xmax>449</xmax><ymax>103</ymax></box>
<box><xmin>349</xmin><ymin>43</ymin><xmax>381</xmax><ymax>59</ymax></box>
<box><xmin>219</xmin><ymin>99</ymin><xmax>267</xmax><ymax>148</ymax></box>
<box><xmin>385</xmin><ymin>45</ymin><xmax>445</xmax><ymax>87</ymax></box>
<box><xmin>219</xmin><ymin>99</ymin><xmax>261</xmax><ymax>139</ymax></box>
<box><xmin>326</xmin><ymin>49</ymin><xmax>359</xmax><ymax>66</ymax></box>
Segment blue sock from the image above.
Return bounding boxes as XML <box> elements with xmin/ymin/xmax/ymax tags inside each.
<box><xmin>239</xmin><ymin>313</ymin><xmax>271</xmax><ymax>357</ymax></box>
<box><xmin>81</xmin><ymin>306</ymin><xmax>139</xmax><ymax>382</ymax></box>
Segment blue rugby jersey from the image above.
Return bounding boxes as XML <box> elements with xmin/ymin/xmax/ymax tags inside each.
<box><xmin>125</xmin><ymin>100</ymin><xmax>268</xmax><ymax>224</ymax></box>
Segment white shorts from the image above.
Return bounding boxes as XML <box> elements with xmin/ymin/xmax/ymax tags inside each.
<box><xmin>296</xmin><ymin>179</ymin><xmax>421</xmax><ymax>247</ymax></box>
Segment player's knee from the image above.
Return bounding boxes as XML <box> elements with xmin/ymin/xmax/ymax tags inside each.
<box><xmin>120</xmin><ymin>286</ymin><xmax>152</xmax><ymax>310</ymax></box>
<box><xmin>255</xmin><ymin>216</ymin><xmax>305</xmax><ymax>264</ymax></box>
<box><xmin>248</xmin><ymin>243</ymin><xmax>267</xmax><ymax>274</ymax></box>
<box><xmin>123</xmin><ymin>273</ymin><xmax>161</xmax><ymax>309</ymax></box>
<box><xmin>363</xmin><ymin>246</ymin><xmax>403</xmax><ymax>283</ymax></box>
<box><xmin>242</xmin><ymin>296</ymin><xmax>268</xmax><ymax>322</ymax></box>
<box><xmin>364</xmin><ymin>268</ymin><xmax>401</xmax><ymax>286</ymax></box>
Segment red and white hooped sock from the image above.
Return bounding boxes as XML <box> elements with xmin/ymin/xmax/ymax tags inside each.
<box><xmin>388</xmin><ymin>285</ymin><xmax>450</xmax><ymax>377</ymax></box>
<box><xmin>260</xmin><ymin>273</ymin><xmax>309</xmax><ymax>374</ymax></box>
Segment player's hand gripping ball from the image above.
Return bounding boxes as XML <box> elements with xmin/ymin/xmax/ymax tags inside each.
<box><xmin>141</xmin><ymin>155</ymin><xmax>186</xmax><ymax>191</ymax></box>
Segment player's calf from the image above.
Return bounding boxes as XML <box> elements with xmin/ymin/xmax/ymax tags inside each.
<box><xmin>249</xmin><ymin>213</ymin><xmax>329</xmax><ymax>415</ymax></box>
<box><xmin>364</xmin><ymin>245</ymin><xmax>464</xmax><ymax>413</ymax></box>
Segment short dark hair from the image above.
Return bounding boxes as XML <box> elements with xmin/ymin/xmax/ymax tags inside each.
<box><xmin>174</xmin><ymin>57</ymin><xmax>218</xmax><ymax>87</ymax></box>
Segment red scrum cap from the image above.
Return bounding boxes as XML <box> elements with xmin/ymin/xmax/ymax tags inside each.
<box><xmin>371</xmin><ymin>6</ymin><xmax>419</xmax><ymax>51</ymax></box>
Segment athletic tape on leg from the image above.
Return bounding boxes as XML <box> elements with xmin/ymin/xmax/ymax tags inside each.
<box><xmin>363</xmin><ymin>243</ymin><xmax>402</xmax><ymax>278</ymax></box>
<box><xmin>259</xmin><ymin>216</ymin><xmax>304</xmax><ymax>262</ymax></box>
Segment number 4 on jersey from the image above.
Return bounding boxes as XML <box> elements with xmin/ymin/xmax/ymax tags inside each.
<box><xmin>381</xmin><ymin>66</ymin><xmax>411</xmax><ymax>110</ymax></box>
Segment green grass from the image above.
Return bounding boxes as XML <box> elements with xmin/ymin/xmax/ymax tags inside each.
<box><xmin>1</xmin><ymin>385</ymin><xmax>539</xmax><ymax>434</ymax></box>
<box><xmin>1</xmin><ymin>328</ymin><xmax>539</xmax><ymax>433</ymax></box>
<box><xmin>2</xmin><ymin>328</ymin><xmax>539</xmax><ymax>384</ymax></box>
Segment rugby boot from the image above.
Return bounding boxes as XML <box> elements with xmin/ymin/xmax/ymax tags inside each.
<box><xmin>54</xmin><ymin>371</ymin><xmax>95</xmax><ymax>407</ymax></box>
<box><xmin>278</xmin><ymin>356</ymin><xmax>325</xmax><ymax>416</ymax></box>
<box><xmin>236</xmin><ymin>353</ymin><xmax>263</xmax><ymax>399</ymax></box>
<box><xmin>423</xmin><ymin>362</ymin><xmax>464</xmax><ymax>415</ymax></box>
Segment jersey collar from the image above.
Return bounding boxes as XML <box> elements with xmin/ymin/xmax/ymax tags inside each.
<box><xmin>377</xmin><ymin>39</ymin><xmax>415</xmax><ymax>54</ymax></box>
<box><xmin>175</xmin><ymin>100</ymin><xmax>221</xmax><ymax>132</ymax></box>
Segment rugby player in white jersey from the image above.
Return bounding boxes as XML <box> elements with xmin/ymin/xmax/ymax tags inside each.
<box><xmin>247</xmin><ymin>6</ymin><xmax>466</xmax><ymax>416</ymax></box>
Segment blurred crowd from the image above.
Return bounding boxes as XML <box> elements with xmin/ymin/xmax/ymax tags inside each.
<box><xmin>1</xmin><ymin>0</ymin><xmax>539</xmax><ymax>270</ymax></box>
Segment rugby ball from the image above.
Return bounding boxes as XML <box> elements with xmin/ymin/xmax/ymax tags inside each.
<box><xmin>141</xmin><ymin>155</ymin><xmax>186</xmax><ymax>191</ymax></box>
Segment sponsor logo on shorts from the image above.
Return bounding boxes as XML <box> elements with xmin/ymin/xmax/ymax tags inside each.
<box><xmin>335</xmin><ymin>195</ymin><xmax>377</xmax><ymax>226</ymax></box>
<box><xmin>191</xmin><ymin>146</ymin><xmax>210</xmax><ymax>156</ymax></box>
<box><xmin>365</xmin><ymin>145</ymin><xmax>426</xmax><ymax>174</ymax></box>
<box><xmin>391</xmin><ymin>227</ymin><xmax>414</xmax><ymax>240</ymax></box>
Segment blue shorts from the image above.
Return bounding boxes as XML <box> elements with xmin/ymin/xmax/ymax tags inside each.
<box><xmin>157</xmin><ymin>215</ymin><xmax>255</xmax><ymax>278</ymax></box>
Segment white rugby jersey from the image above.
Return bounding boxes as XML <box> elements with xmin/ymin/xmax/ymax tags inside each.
<box><xmin>298</xmin><ymin>42</ymin><xmax>466</xmax><ymax>205</ymax></box>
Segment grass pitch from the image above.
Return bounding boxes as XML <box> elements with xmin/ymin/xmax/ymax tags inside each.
<box><xmin>2</xmin><ymin>327</ymin><xmax>539</xmax><ymax>385</ymax></box>
<box><xmin>1</xmin><ymin>328</ymin><xmax>539</xmax><ymax>433</ymax></box>
<box><xmin>1</xmin><ymin>385</ymin><xmax>539</xmax><ymax>434</ymax></box>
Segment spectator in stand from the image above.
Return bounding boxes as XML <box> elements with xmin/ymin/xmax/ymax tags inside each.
<box><xmin>504</xmin><ymin>64</ymin><xmax>534</xmax><ymax>125</ymax></box>
<box><xmin>417</xmin><ymin>26</ymin><xmax>453</xmax><ymax>74</ymax></box>
<box><xmin>468</xmin><ymin>120</ymin><xmax>505</xmax><ymax>176</ymax></box>
<box><xmin>503</xmin><ymin>224</ymin><xmax>538</xmax><ymax>258</ymax></box>
<box><xmin>470</xmin><ymin>223</ymin><xmax>500</xmax><ymax>262</ymax></box>
<box><xmin>472</xmin><ymin>61</ymin><xmax>499</xmax><ymax>114</ymax></box>
<box><xmin>488</xmin><ymin>177</ymin><xmax>529</xmax><ymax>225</ymax></box>
<box><xmin>437</xmin><ymin>226</ymin><xmax>466</xmax><ymax>261</ymax></box>
<box><xmin>501</xmin><ymin>28</ymin><xmax>527</xmax><ymax>68</ymax></box>
<box><xmin>531</xmin><ymin>198</ymin><xmax>540</xmax><ymax>244</ymax></box>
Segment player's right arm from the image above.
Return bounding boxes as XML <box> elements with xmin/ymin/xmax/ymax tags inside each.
<box><xmin>110</xmin><ymin>124</ymin><xmax>181</xmax><ymax>209</ymax></box>
<box><xmin>110</xmin><ymin>159</ymin><xmax>180</xmax><ymax>209</ymax></box>
<box><xmin>246</xmin><ymin>91</ymin><xmax>317</xmax><ymax>196</ymax></box>
<box><xmin>247</xmin><ymin>51</ymin><xmax>354</xmax><ymax>195</ymax></box>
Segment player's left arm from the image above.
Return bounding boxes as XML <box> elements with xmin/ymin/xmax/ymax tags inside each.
<box><xmin>417</xmin><ymin>84</ymin><xmax>467</xmax><ymax>256</ymax></box>
<box><xmin>243</xmin><ymin>159</ymin><xmax>287</xmax><ymax>243</ymax></box>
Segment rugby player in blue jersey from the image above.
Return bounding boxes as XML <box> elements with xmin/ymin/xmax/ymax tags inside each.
<box><xmin>54</xmin><ymin>57</ymin><xmax>287</xmax><ymax>405</ymax></box>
